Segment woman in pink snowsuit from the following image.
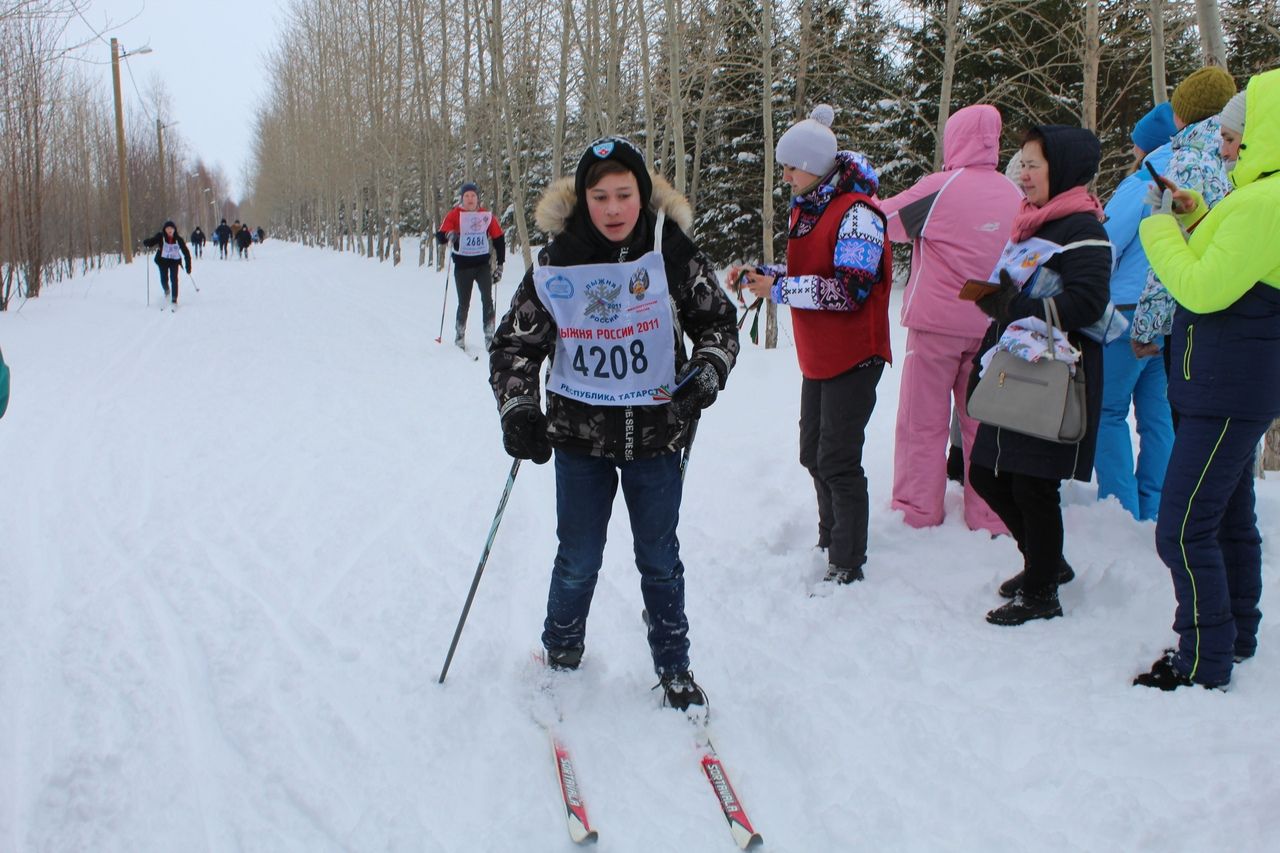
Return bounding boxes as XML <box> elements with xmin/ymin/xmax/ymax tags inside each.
<box><xmin>879</xmin><ymin>104</ymin><xmax>1022</xmax><ymax>535</ymax></box>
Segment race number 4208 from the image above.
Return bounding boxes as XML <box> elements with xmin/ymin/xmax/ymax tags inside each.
<box><xmin>570</xmin><ymin>340</ymin><xmax>649</xmax><ymax>380</ymax></box>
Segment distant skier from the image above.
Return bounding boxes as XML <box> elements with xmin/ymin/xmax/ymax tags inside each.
<box><xmin>436</xmin><ymin>182</ymin><xmax>505</xmax><ymax>349</ymax></box>
<box><xmin>234</xmin><ymin>223</ymin><xmax>253</xmax><ymax>258</ymax></box>
<box><xmin>188</xmin><ymin>225</ymin><xmax>206</xmax><ymax>256</ymax></box>
<box><xmin>255</xmin><ymin>226</ymin><xmax>266</xmax><ymax>243</ymax></box>
<box><xmin>141</xmin><ymin>220</ymin><xmax>192</xmax><ymax>310</ymax></box>
<box><xmin>215</xmin><ymin>219</ymin><xmax>232</xmax><ymax>259</ymax></box>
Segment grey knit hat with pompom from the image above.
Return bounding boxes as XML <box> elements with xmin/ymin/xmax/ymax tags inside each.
<box><xmin>776</xmin><ymin>104</ymin><xmax>838</xmax><ymax>175</ymax></box>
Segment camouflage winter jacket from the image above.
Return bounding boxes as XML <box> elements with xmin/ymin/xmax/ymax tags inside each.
<box><xmin>489</xmin><ymin>176</ymin><xmax>739</xmax><ymax>461</ymax></box>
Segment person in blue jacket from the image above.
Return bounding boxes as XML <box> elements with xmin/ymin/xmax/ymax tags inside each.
<box><xmin>1095</xmin><ymin>104</ymin><xmax>1177</xmax><ymax>520</ymax></box>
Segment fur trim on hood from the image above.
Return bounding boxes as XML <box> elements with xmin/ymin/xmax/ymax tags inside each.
<box><xmin>535</xmin><ymin>174</ymin><xmax>693</xmax><ymax>237</ymax></box>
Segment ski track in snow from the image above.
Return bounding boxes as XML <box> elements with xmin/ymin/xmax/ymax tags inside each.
<box><xmin>2</xmin><ymin>240</ymin><xmax>1278</xmax><ymax>852</ymax></box>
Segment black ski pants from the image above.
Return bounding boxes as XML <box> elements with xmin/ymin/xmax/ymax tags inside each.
<box><xmin>157</xmin><ymin>259</ymin><xmax>181</xmax><ymax>303</ymax></box>
<box><xmin>799</xmin><ymin>362</ymin><xmax>883</xmax><ymax>571</ymax></box>
<box><xmin>453</xmin><ymin>262</ymin><xmax>495</xmax><ymax>343</ymax></box>
<box><xmin>968</xmin><ymin>464</ymin><xmax>1063</xmax><ymax>595</ymax></box>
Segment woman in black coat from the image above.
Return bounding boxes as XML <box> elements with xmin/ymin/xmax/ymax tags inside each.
<box><xmin>141</xmin><ymin>220</ymin><xmax>192</xmax><ymax>308</ymax></box>
<box><xmin>967</xmin><ymin>125</ymin><xmax>1112</xmax><ymax>626</ymax></box>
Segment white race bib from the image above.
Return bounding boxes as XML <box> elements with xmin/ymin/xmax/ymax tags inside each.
<box><xmin>161</xmin><ymin>241</ymin><xmax>183</xmax><ymax>260</ymax></box>
<box><xmin>989</xmin><ymin>236</ymin><xmax>1062</xmax><ymax>287</ymax></box>
<box><xmin>533</xmin><ymin>233</ymin><xmax>676</xmax><ymax>407</ymax></box>
<box><xmin>457</xmin><ymin>211</ymin><xmax>492</xmax><ymax>257</ymax></box>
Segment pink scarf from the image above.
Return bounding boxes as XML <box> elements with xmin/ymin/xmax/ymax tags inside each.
<box><xmin>1011</xmin><ymin>185</ymin><xmax>1104</xmax><ymax>242</ymax></box>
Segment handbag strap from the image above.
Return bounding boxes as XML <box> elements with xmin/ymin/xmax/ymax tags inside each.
<box><xmin>1042</xmin><ymin>296</ymin><xmax>1086</xmax><ymax>371</ymax></box>
<box><xmin>1042</xmin><ymin>297</ymin><xmax>1062</xmax><ymax>361</ymax></box>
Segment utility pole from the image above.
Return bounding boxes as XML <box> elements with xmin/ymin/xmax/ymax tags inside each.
<box><xmin>111</xmin><ymin>38</ymin><xmax>133</xmax><ymax>263</ymax></box>
<box><xmin>110</xmin><ymin>41</ymin><xmax>152</xmax><ymax>262</ymax></box>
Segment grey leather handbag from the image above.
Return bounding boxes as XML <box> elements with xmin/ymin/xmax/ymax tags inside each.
<box><xmin>968</xmin><ymin>298</ymin><xmax>1087</xmax><ymax>444</ymax></box>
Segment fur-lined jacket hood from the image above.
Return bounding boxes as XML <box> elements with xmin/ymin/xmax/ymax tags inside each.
<box><xmin>535</xmin><ymin>173</ymin><xmax>694</xmax><ymax>238</ymax></box>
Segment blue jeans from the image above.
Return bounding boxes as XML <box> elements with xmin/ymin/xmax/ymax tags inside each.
<box><xmin>1095</xmin><ymin>319</ymin><xmax>1173</xmax><ymax>520</ymax></box>
<box><xmin>543</xmin><ymin>448</ymin><xmax>690</xmax><ymax>676</ymax></box>
<box><xmin>1156</xmin><ymin>414</ymin><xmax>1270</xmax><ymax>687</ymax></box>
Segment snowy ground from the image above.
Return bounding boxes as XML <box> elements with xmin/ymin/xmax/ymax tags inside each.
<box><xmin>1</xmin><ymin>240</ymin><xmax>1277</xmax><ymax>853</ymax></box>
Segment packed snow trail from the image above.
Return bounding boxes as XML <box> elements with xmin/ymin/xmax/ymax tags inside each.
<box><xmin>1</xmin><ymin>241</ymin><xmax>1278</xmax><ymax>851</ymax></box>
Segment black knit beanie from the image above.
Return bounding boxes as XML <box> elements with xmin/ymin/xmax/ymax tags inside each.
<box><xmin>574</xmin><ymin>137</ymin><xmax>652</xmax><ymax>209</ymax></box>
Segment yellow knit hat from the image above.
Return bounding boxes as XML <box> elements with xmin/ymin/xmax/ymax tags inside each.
<box><xmin>1171</xmin><ymin>67</ymin><xmax>1237</xmax><ymax>124</ymax></box>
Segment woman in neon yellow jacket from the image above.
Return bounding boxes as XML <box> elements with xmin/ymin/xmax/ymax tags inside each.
<box><xmin>1133</xmin><ymin>68</ymin><xmax>1280</xmax><ymax>690</ymax></box>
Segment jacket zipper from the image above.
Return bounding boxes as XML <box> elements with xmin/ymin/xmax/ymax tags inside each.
<box><xmin>1183</xmin><ymin>324</ymin><xmax>1194</xmax><ymax>381</ymax></box>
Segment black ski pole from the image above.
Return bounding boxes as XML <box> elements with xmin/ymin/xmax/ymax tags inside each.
<box><xmin>680</xmin><ymin>417</ymin><xmax>699</xmax><ymax>482</ymax></box>
<box><xmin>435</xmin><ymin>252</ymin><xmax>452</xmax><ymax>344</ymax></box>
<box><xmin>187</xmin><ymin>269</ymin><xmax>201</xmax><ymax>293</ymax></box>
<box><xmin>146</xmin><ymin>258</ymin><xmax>151</xmax><ymax>307</ymax></box>
<box><xmin>438</xmin><ymin>457</ymin><xmax>522</xmax><ymax>684</ymax></box>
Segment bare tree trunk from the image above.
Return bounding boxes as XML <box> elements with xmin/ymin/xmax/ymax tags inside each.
<box><xmin>761</xmin><ymin>0</ymin><xmax>777</xmax><ymax>349</ymax></box>
<box><xmin>1150</xmin><ymin>0</ymin><xmax>1169</xmax><ymax>103</ymax></box>
<box><xmin>663</xmin><ymin>0</ymin><xmax>686</xmax><ymax>194</ymax></box>
<box><xmin>553</xmin><ymin>0</ymin><xmax>572</xmax><ymax>180</ymax></box>
<box><xmin>933</xmin><ymin>0</ymin><xmax>962</xmax><ymax>171</ymax></box>
<box><xmin>1082</xmin><ymin>0</ymin><xmax>1101</xmax><ymax>132</ymax></box>
<box><xmin>637</xmin><ymin>0</ymin><xmax>656</xmax><ymax>167</ymax></box>
<box><xmin>1195</xmin><ymin>0</ymin><xmax>1229</xmax><ymax>69</ymax></box>
<box><xmin>793</xmin><ymin>0</ymin><xmax>811</xmax><ymax>117</ymax></box>
<box><xmin>1265</xmin><ymin>421</ymin><xmax>1280</xmax><ymax>472</ymax></box>
<box><xmin>490</xmin><ymin>0</ymin><xmax>534</xmax><ymax>267</ymax></box>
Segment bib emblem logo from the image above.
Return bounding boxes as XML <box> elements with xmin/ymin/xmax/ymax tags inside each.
<box><xmin>546</xmin><ymin>275</ymin><xmax>574</xmax><ymax>299</ymax></box>
<box><xmin>585</xmin><ymin>278</ymin><xmax>622</xmax><ymax>324</ymax></box>
<box><xmin>628</xmin><ymin>268</ymin><xmax>649</xmax><ymax>300</ymax></box>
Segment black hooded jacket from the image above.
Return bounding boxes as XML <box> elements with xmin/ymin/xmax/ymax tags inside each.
<box><xmin>142</xmin><ymin>221</ymin><xmax>192</xmax><ymax>270</ymax></box>
<box><xmin>968</xmin><ymin>125</ymin><xmax>1112</xmax><ymax>481</ymax></box>
<box><xmin>489</xmin><ymin>175</ymin><xmax>739</xmax><ymax>461</ymax></box>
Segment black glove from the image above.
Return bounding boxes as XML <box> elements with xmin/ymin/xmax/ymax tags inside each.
<box><xmin>501</xmin><ymin>405</ymin><xmax>552</xmax><ymax>464</ymax></box>
<box><xmin>976</xmin><ymin>270</ymin><xmax>1020</xmax><ymax>323</ymax></box>
<box><xmin>185</xmin><ymin>263</ymin><xmax>192</xmax><ymax>274</ymax></box>
<box><xmin>670</xmin><ymin>359</ymin><xmax>721</xmax><ymax>421</ymax></box>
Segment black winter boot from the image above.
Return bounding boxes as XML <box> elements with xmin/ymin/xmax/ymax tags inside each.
<box><xmin>658</xmin><ymin>670</ymin><xmax>706</xmax><ymax>711</ymax></box>
<box><xmin>1133</xmin><ymin>650</ymin><xmax>1196</xmax><ymax>691</ymax></box>
<box><xmin>986</xmin><ymin>587</ymin><xmax>1062</xmax><ymax>626</ymax></box>
<box><xmin>946</xmin><ymin>443</ymin><xmax>965</xmax><ymax>484</ymax></box>
<box><xmin>998</xmin><ymin>558</ymin><xmax>1075</xmax><ymax>599</ymax></box>
<box><xmin>823</xmin><ymin>564</ymin><xmax>865</xmax><ymax>585</ymax></box>
<box><xmin>546</xmin><ymin>646</ymin><xmax>583</xmax><ymax>672</ymax></box>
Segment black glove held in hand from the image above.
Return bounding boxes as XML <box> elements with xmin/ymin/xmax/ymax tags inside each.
<box><xmin>501</xmin><ymin>405</ymin><xmax>552</xmax><ymax>464</ymax></box>
<box><xmin>670</xmin><ymin>359</ymin><xmax>721</xmax><ymax>421</ymax></box>
<box><xmin>976</xmin><ymin>270</ymin><xmax>1020</xmax><ymax>323</ymax></box>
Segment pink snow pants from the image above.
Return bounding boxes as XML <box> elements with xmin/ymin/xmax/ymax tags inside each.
<box><xmin>892</xmin><ymin>328</ymin><xmax>1007</xmax><ymax>535</ymax></box>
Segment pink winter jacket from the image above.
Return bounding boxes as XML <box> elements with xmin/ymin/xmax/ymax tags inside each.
<box><xmin>880</xmin><ymin>104</ymin><xmax>1023</xmax><ymax>338</ymax></box>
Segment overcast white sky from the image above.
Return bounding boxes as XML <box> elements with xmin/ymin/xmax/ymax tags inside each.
<box><xmin>67</xmin><ymin>0</ymin><xmax>286</xmax><ymax>201</ymax></box>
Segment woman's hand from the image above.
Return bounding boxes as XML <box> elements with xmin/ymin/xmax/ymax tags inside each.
<box><xmin>1146</xmin><ymin>178</ymin><xmax>1194</xmax><ymax>215</ymax></box>
<box><xmin>738</xmin><ymin>271</ymin><xmax>775</xmax><ymax>300</ymax></box>
<box><xmin>1131</xmin><ymin>339</ymin><xmax>1161</xmax><ymax>359</ymax></box>
<box><xmin>724</xmin><ymin>266</ymin><xmax>746</xmax><ymax>292</ymax></box>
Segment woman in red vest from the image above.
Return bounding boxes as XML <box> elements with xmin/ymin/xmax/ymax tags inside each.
<box><xmin>732</xmin><ymin>105</ymin><xmax>893</xmax><ymax>586</ymax></box>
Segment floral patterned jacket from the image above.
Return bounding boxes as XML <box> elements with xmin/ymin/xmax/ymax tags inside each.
<box><xmin>1131</xmin><ymin>116</ymin><xmax>1232</xmax><ymax>343</ymax></box>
